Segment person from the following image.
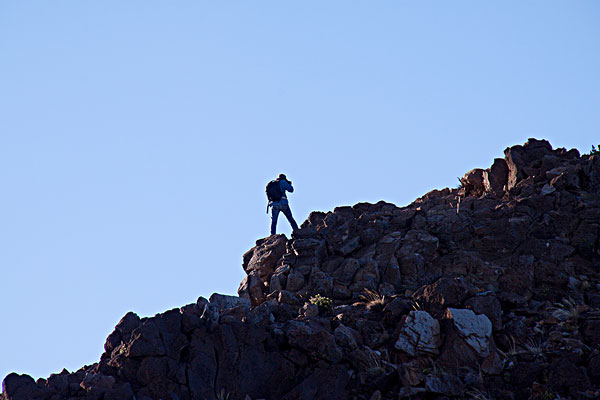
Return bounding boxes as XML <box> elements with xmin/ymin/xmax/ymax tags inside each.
<box><xmin>267</xmin><ymin>174</ymin><xmax>299</xmax><ymax>235</ymax></box>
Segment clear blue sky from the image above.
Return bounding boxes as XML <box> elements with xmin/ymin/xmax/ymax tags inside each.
<box><xmin>1</xmin><ymin>1</ymin><xmax>598</xmax><ymax>382</ymax></box>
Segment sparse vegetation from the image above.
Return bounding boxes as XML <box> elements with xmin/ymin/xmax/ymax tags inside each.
<box><xmin>524</xmin><ymin>337</ymin><xmax>543</xmax><ymax>357</ymax></box>
<box><xmin>424</xmin><ymin>359</ymin><xmax>446</xmax><ymax>376</ymax></box>
<box><xmin>365</xmin><ymin>350</ymin><xmax>385</xmax><ymax>376</ymax></box>
<box><xmin>411</xmin><ymin>300</ymin><xmax>423</xmax><ymax>311</ymax></box>
<box><xmin>457</xmin><ymin>177</ymin><xmax>464</xmax><ymax>189</ymax></box>
<box><xmin>555</xmin><ymin>297</ymin><xmax>580</xmax><ymax>320</ymax></box>
<box><xmin>309</xmin><ymin>294</ymin><xmax>333</xmax><ymax>312</ymax></box>
<box><xmin>588</xmin><ymin>144</ymin><xmax>599</xmax><ymax>156</ymax></box>
<box><xmin>360</xmin><ymin>288</ymin><xmax>385</xmax><ymax>311</ymax></box>
<box><xmin>499</xmin><ymin>335</ymin><xmax>546</xmax><ymax>358</ymax></box>
<box><xmin>466</xmin><ymin>387</ymin><xmax>493</xmax><ymax>400</ymax></box>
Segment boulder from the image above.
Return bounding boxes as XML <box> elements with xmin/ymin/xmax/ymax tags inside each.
<box><xmin>332</xmin><ymin>284</ymin><xmax>351</xmax><ymax>300</ymax></box>
<box><xmin>333</xmin><ymin>324</ymin><xmax>359</xmax><ymax>350</ymax></box>
<box><xmin>445</xmin><ymin>308</ymin><xmax>492</xmax><ymax>357</ymax></box>
<box><xmin>337</xmin><ymin>236</ymin><xmax>361</xmax><ymax>256</ymax></box>
<box><xmin>136</xmin><ymin>357</ymin><xmax>179</xmax><ymax>398</ymax></box>
<box><xmin>238</xmin><ymin>271</ymin><xmax>263</xmax><ymax>305</ymax></box>
<box><xmin>382</xmin><ymin>297</ymin><xmax>411</xmax><ymax>318</ymax></box>
<box><xmin>588</xmin><ymin>354</ymin><xmax>600</xmax><ymax>382</ymax></box>
<box><xmin>104</xmin><ymin>382</ymin><xmax>135</xmax><ymax>400</ymax></box>
<box><xmin>2</xmin><ymin>373</ymin><xmax>40</xmax><ymax>400</ymax></box>
<box><xmin>80</xmin><ymin>373</ymin><xmax>115</xmax><ymax>391</ymax></box>
<box><xmin>464</xmin><ymin>293</ymin><xmax>502</xmax><ymax>330</ymax></box>
<box><xmin>424</xmin><ymin>373</ymin><xmax>465</xmax><ymax>397</ymax></box>
<box><xmin>350</xmin><ymin>260</ymin><xmax>380</xmax><ymax>294</ymax></box>
<box><xmin>548</xmin><ymin>357</ymin><xmax>591</xmax><ymax>396</ymax></box>
<box><xmin>356</xmin><ymin>319</ymin><xmax>387</xmax><ymax>348</ymax></box>
<box><xmin>483</xmin><ymin>158</ymin><xmax>509</xmax><ymax>195</ymax></box>
<box><xmin>412</xmin><ymin>277</ymin><xmax>474</xmax><ymax>318</ymax></box>
<box><xmin>400</xmin><ymin>230</ymin><xmax>439</xmax><ymax>259</ymax></box>
<box><xmin>241</xmin><ymin>235</ymin><xmax>288</xmax><ymax>303</ymax></box>
<box><xmin>104</xmin><ymin>311</ymin><xmax>141</xmax><ymax>354</ymax></box>
<box><xmin>437</xmin><ymin>309</ymin><xmax>494</xmax><ymax>372</ymax></box>
<box><xmin>280</xmin><ymin>364</ymin><xmax>350</xmax><ymax>400</ymax></box>
<box><xmin>46</xmin><ymin>372</ymin><xmax>69</xmax><ymax>395</ymax></box>
<box><xmin>278</xmin><ymin>290</ymin><xmax>302</xmax><ymax>306</ymax></box>
<box><xmin>504</xmin><ymin>138</ymin><xmax>553</xmax><ymax>190</ymax></box>
<box><xmin>127</xmin><ymin>321</ymin><xmax>167</xmax><ymax>358</ymax></box>
<box><xmin>333</xmin><ymin>258</ymin><xmax>360</xmax><ymax>286</ymax></box>
<box><xmin>308</xmin><ymin>268</ymin><xmax>333</xmax><ymax>298</ymax></box>
<box><xmin>394</xmin><ymin>310</ymin><xmax>441</xmax><ymax>356</ymax></box>
<box><xmin>286</xmin><ymin>270</ymin><xmax>305</xmax><ymax>292</ymax></box>
<box><xmin>287</xmin><ymin>321</ymin><xmax>343</xmax><ymax>363</ymax></box>
<box><xmin>187</xmin><ymin>322</ymin><xmax>298</xmax><ymax>400</ymax></box>
<box><xmin>581</xmin><ymin>318</ymin><xmax>600</xmax><ymax>348</ymax></box>
<box><xmin>461</xmin><ymin>168</ymin><xmax>486</xmax><ymax>196</ymax></box>
<box><xmin>209</xmin><ymin>293</ymin><xmax>251</xmax><ymax>312</ymax></box>
<box><xmin>246</xmin><ymin>302</ymin><xmax>274</xmax><ymax>327</ymax></box>
<box><xmin>243</xmin><ymin>235</ymin><xmax>288</xmax><ymax>276</ymax></box>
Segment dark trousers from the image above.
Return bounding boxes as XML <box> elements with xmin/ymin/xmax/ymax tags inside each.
<box><xmin>271</xmin><ymin>202</ymin><xmax>299</xmax><ymax>235</ymax></box>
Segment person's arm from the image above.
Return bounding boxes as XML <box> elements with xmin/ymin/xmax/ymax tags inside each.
<box><xmin>281</xmin><ymin>179</ymin><xmax>294</xmax><ymax>193</ymax></box>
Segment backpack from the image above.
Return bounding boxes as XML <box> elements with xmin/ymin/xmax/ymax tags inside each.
<box><xmin>266</xmin><ymin>180</ymin><xmax>283</xmax><ymax>202</ymax></box>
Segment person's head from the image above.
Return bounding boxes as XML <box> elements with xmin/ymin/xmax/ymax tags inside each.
<box><xmin>278</xmin><ymin>173</ymin><xmax>287</xmax><ymax>181</ymax></box>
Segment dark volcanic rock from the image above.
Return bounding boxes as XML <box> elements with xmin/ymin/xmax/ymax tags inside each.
<box><xmin>239</xmin><ymin>234</ymin><xmax>288</xmax><ymax>305</ymax></box>
<box><xmin>2</xmin><ymin>374</ymin><xmax>39</xmax><ymax>400</ymax></box>
<box><xmin>287</xmin><ymin>320</ymin><xmax>343</xmax><ymax>363</ymax></box>
<box><xmin>461</xmin><ymin>168</ymin><xmax>486</xmax><ymax>196</ymax></box>
<box><xmin>484</xmin><ymin>158</ymin><xmax>509</xmax><ymax>195</ymax></box>
<box><xmin>465</xmin><ymin>292</ymin><xmax>503</xmax><ymax>330</ymax></box>
<box><xmin>505</xmin><ymin>138</ymin><xmax>553</xmax><ymax>190</ymax></box>
<box><xmin>412</xmin><ymin>277</ymin><xmax>474</xmax><ymax>318</ymax></box>
<box><xmin>280</xmin><ymin>364</ymin><xmax>350</xmax><ymax>400</ymax></box>
<box><xmin>4</xmin><ymin>138</ymin><xmax>600</xmax><ymax>400</ymax></box>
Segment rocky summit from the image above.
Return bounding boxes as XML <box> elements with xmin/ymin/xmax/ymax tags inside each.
<box><xmin>3</xmin><ymin>138</ymin><xmax>600</xmax><ymax>400</ymax></box>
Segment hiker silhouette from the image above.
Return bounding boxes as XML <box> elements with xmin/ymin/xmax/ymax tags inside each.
<box><xmin>266</xmin><ymin>174</ymin><xmax>299</xmax><ymax>235</ymax></box>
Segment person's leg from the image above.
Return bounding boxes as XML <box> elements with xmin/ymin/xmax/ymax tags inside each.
<box><xmin>281</xmin><ymin>204</ymin><xmax>299</xmax><ymax>231</ymax></box>
<box><xmin>270</xmin><ymin>205</ymin><xmax>281</xmax><ymax>235</ymax></box>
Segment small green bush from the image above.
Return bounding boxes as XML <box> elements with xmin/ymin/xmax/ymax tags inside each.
<box><xmin>589</xmin><ymin>144</ymin><xmax>599</xmax><ymax>156</ymax></box>
<box><xmin>309</xmin><ymin>294</ymin><xmax>333</xmax><ymax>312</ymax></box>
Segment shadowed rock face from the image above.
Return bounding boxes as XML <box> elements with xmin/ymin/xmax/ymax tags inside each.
<box><xmin>3</xmin><ymin>138</ymin><xmax>600</xmax><ymax>400</ymax></box>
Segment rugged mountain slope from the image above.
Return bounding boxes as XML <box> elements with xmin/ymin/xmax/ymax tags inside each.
<box><xmin>3</xmin><ymin>139</ymin><xmax>600</xmax><ymax>400</ymax></box>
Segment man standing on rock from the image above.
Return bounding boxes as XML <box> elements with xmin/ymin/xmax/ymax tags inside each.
<box><xmin>266</xmin><ymin>173</ymin><xmax>299</xmax><ymax>235</ymax></box>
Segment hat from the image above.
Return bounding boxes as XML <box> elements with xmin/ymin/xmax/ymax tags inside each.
<box><xmin>278</xmin><ymin>174</ymin><xmax>287</xmax><ymax>180</ymax></box>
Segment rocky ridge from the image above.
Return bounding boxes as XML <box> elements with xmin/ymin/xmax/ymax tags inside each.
<box><xmin>3</xmin><ymin>139</ymin><xmax>600</xmax><ymax>400</ymax></box>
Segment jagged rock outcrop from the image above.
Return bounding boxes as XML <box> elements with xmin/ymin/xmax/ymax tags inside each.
<box><xmin>3</xmin><ymin>138</ymin><xmax>600</xmax><ymax>400</ymax></box>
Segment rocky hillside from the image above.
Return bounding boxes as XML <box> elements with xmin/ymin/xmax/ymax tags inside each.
<box><xmin>3</xmin><ymin>139</ymin><xmax>600</xmax><ymax>400</ymax></box>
